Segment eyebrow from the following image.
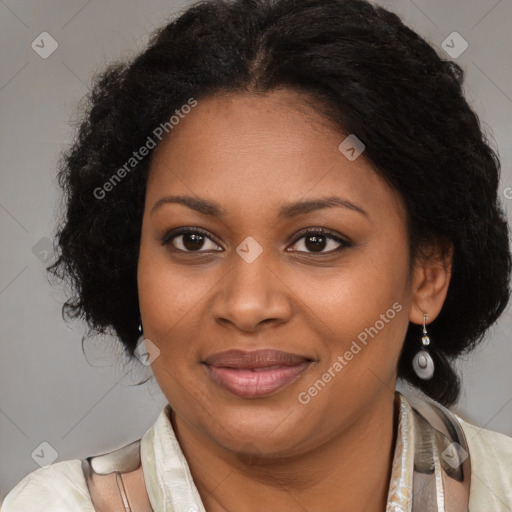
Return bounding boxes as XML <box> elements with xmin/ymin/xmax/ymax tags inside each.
<box><xmin>150</xmin><ymin>194</ymin><xmax>368</xmax><ymax>219</ymax></box>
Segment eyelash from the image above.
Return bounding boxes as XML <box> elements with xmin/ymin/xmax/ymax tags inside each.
<box><xmin>161</xmin><ymin>227</ymin><xmax>352</xmax><ymax>254</ymax></box>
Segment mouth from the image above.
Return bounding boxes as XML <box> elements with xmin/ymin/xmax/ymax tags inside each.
<box><xmin>202</xmin><ymin>349</ymin><xmax>314</xmax><ymax>399</ymax></box>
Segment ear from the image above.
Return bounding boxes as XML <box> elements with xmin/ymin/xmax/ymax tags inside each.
<box><xmin>409</xmin><ymin>236</ymin><xmax>454</xmax><ymax>325</ymax></box>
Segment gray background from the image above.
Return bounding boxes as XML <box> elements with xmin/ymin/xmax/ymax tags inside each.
<box><xmin>1</xmin><ymin>0</ymin><xmax>511</xmax><ymax>501</ymax></box>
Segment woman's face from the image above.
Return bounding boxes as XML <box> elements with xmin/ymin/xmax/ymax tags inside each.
<box><xmin>137</xmin><ymin>89</ymin><xmax>435</xmax><ymax>457</ymax></box>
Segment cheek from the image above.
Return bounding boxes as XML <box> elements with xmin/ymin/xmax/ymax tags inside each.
<box><xmin>137</xmin><ymin>235</ymin><xmax>208</xmax><ymax>340</ymax></box>
<box><xmin>296</xmin><ymin>243</ymin><xmax>408</xmax><ymax>335</ymax></box>
<box><xmin>302</xmin><ymin>238</ymin><xmax>410</xmax><ymax>376</ymax></box>
<box><xmin>137</xmin><ymin>253</ymin><xmax>205</xmax><ymax>401</ymax></box>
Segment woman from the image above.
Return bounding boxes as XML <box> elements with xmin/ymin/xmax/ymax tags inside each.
<box><xmin>2</xmin><ymin>0</ymin><xmax>512</xmax><ymax>510</ymax></box>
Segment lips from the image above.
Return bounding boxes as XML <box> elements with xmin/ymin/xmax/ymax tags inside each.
<box><xmin>203</xmin><ymin>349</ymin><xmax>313</xmax><ymax>398</ymax></box>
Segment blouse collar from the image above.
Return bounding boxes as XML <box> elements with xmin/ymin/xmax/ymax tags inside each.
<box><xmin>141</xmin><ymin>392</ymin><xmax>416</xmax><ymax>512</ymax></box>
<box><xmin>385</xmin><ymin>392</ymin><xmax>415</xmax><ymax>512</ymax></box>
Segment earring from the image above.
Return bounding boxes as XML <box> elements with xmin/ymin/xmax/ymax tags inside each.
<box><xmin>137</xmin><ymin>320</ymin><xmax>143</xmax><ymax>344</ymax></box>
<box><xmin>412</xmin><ymin>313</ymin><xmax>435</xmax><ymax>380</ymax></box>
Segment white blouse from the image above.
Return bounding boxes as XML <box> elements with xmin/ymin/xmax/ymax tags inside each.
<box><xmin>2</xmin><ymin>391</ymin><xmax>512</xmax><ymax>511</ymax></box>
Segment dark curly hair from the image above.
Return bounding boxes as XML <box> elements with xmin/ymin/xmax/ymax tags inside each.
<box><xmin>47</xmin><ymin>0</ymin><xmax>511</xmax><ymax>407</ymax></box>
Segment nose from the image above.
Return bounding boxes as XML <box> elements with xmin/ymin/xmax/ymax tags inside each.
<box><xmin>209</xmin><ymin>251</ymin><xmax>293</xmax><ymax>333</ymax></box>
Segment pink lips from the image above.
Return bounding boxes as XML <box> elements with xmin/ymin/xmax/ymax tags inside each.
<box><xmin>203</xmin><ymin>349</ymin><xmax>312</xmax><ymax>398</ymax></box>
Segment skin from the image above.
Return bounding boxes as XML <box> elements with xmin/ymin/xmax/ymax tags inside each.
<box><xmin>137</xmin><ymin>88</ymin><xmax>453</xmax><ymax>512</ymax></box>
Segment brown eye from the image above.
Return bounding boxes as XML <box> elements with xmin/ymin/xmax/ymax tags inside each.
<box><xmin>180</xmin><ymin>232</ymin><xmax>207</xmax><ymax>251</ymax></box>
<box><xmin>288</xmin><ymin>229</ymin><xmax>350</xmax><ymax>254</ymax></box>
<box><xmin>304</xmin><ymin>234</ymin><xmax>329</xmax><ymax>252</ymax></box>
<box><xmin>163</xmin><ymin>228</ymin><xmax>222</xmax><ymax>252</ymax></box>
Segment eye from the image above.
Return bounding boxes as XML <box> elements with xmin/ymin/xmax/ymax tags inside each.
<box><xmin>162</xmin><ymin>227</ymin><xmax>351</xmax><ymax>254</ymax></box>
<box><xmin>162</xmin><ymin>227</ymin><xmax>222</xmax><ymax>253</ymax></box>
<box><xmin>287</xmin><ymin>228</ymin><xmax>351</xmax><ymax>254</ymax></box>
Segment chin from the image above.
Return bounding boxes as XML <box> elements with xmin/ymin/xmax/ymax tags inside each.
<box><xmin>200</xmin><ymin>399</ymin><xmax>314</xmax><ymax>454</ymax></box>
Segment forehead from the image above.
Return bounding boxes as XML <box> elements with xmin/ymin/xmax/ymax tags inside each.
<box><xmin>146</xmin><ymin>90</ymin><xmax>406</xmax><ymax>225</ymax></box>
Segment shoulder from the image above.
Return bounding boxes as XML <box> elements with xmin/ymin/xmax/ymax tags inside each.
<box><xmin>456</xmin><ymin>415</ymin><xmax>512</xmax><ymax>510</ymax></box>
<box><xmin>1</xmin><ymin>459</ymin><xmax>95</xmax><ymax>512</ymax></box>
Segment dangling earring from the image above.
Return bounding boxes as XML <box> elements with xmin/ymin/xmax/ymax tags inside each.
<box><xmin>412</xmin><ymin>313</ymin><xmax>435</xmax><ymax>380</ymax></box>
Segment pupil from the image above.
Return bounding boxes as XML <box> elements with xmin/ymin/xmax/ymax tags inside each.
<box><xmin>184</xmin><ymin>233</ymin><xmax>204</xmax><ymax>251</ymax></box>
<box><xmin>305</xmin><ymin>235</ymin><xmax>326</xmax><ymax>252</ymax></box>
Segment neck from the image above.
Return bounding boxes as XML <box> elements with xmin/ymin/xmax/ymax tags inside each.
<box><xmin>172</xmin><ymin>391</ymin><xmax>398</xmax><ymax>512</ymax></box>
